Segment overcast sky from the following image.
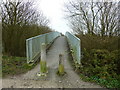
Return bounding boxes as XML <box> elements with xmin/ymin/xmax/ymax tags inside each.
<box><xmin>34</xmin><ymin>0</ymin><xmax>71</xmax><ymax>34</ymax></box>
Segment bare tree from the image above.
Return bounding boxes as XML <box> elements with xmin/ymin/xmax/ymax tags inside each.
<box><xmin>65</xmin><ymin>0</ymin><xmax>119</xmax><ymax>36</ymax></box>
<box><xmin>97</xmin><ymin>2</ymin><xmax>118</xmax><ymax>36</ymax></box>
<box><xmin>65</xmin><ymin>0</ymin><xmax>101</xmax><ymax>34</ymax></box>
<box><xmin>1</xmin><ymin>0</ymin><xmax>49</xmax><ymax>27</ymax></box>
<box><xmin>118</xmin><ymin>1</ymin><xmax>120</xmax><ymax>36</ymax></box>
<box><xmin>37</xmin><ymin>12</ymin><xmax>49</xmax><ymax>26</ymax></box>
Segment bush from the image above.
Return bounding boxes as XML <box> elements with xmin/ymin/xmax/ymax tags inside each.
<box><xmin>79</xmin><ymin>49</ymin><xmax>120</xmax><ymax>88</ymax></box>
<box><xmin>2</xmin><ymin>24</ymin><xmax>52</xmax><ymax>57</ymax></box>
<box><xmin>82</xmin><ymin>49</ymin><xmax>119</xmax><ymax>75</ymax></box>
<box><xmin>76</xmin><ymin>34</ymin><xmax>119</xmax><ymax>52</ymax></box>
<box><xmin>74</xmin><ymin>34</ymin><xmax>120</xmax><ymax>88</ymax></box>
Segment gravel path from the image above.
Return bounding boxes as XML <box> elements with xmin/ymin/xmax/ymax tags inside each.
<box><xmin>2</xmin><ymin>36</ymin><xmax>104</xmax><ymax>88</ymax></box>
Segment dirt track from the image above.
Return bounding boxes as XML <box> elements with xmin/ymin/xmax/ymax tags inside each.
<box><xmin>2</xmin><ymin>36</ymin><xmax>104</xmax><ymax>88</ymax></box>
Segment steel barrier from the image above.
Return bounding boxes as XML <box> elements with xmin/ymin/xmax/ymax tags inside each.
<box><xmin>26</xmin><ymin>31</ymin><xmax>61</xmax><ymax>63</ymax></box>
<box><xmin>65</xmin><ymin>32</ymin><xmax>81</xmax><ymax>64</ymax></box>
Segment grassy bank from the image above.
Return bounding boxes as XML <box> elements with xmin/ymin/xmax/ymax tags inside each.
<box><xmin>2</xmin><ymin>55</ymin><xmax>37</xmax><ymax>77</ymax></box>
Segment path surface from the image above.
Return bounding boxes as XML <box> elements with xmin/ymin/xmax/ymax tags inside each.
<box><xmin>2</xmin><ymin>36</ymin><xmax>103</xmax><ymax>88</ymax></box>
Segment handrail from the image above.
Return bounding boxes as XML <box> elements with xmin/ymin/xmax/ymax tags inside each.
<box><xmin>65</xmin><ymin>32</ymin><xmax>81</xmax><ymax>64</ymax></box>
<box><xmin>26</xmin><ymin>31</ymin><xmax>61</xmax><ymax>63</ymax></box>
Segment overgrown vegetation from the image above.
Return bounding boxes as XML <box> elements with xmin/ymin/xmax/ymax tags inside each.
<box><xmin>78</xmin><ymin>49</ymin><xmax>120</xmax><ymax>88</ymax></box>
<box><xmin>2</xmin><ymin>25</ymin><xmax>51</xmax><ymax>57</ymax></box>
<box><xmin>77</xmin><ymin>34</ymin><xmax>119</xmax><ymax>52</ymax></box>
<box><xmin>2</xmin><ymin>55</ymin><xmax>37</xmax><ymax>77</ymax></box>
<box><xmin>73</xmin><ymin>35</ymin><xmax>120</xmax><ymax>88</ymax></box>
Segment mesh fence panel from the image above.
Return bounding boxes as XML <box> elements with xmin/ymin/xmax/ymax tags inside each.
<box><xmin>26</xmin><ymin>32</ymin><xmax>61</xmax><ymax>63</ymax></box>
<box><xmin>65</xmin><ymin>32</ymin><xmax>81</xmax><ymax>64</ymax></box>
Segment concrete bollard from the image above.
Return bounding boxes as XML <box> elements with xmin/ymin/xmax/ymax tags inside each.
<box><xmin>59</xmin><ymin>54</ymin><xmax>64</xmax><ymax>65</ymax></box>
<box><xmin>37</xmin><ymin>43</ymin><xmax>47</xmax><ymax>76</ymax></box>
<box><xmin>57</xmin><ymin>54</ymin><xmax>65</xmax><ymax>76</ymax></box>
<box><xmin>41</xmin><ymin>43</ymin><xmax>46</xmax><ymax>61</ymax></box>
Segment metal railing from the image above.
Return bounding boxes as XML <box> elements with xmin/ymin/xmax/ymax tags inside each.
<box><xmin>26</xmin><ymin>31</ymin><xmax>61</xmax><ymax>63</ymax></box>
<box><xmin>65</xmin><ymin>32</ymin><xmax>81</xmax><ymax>64</ymax></box>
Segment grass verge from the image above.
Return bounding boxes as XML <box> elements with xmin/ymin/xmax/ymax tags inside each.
<box><xmin>2</xmin><ymin>55</ymin><xmax>37</xmax><ymax>77</ymax></box>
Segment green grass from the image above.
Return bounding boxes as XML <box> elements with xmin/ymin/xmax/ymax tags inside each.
<box><xmin>80</xmin><ymin>74</ymin><xmax>120</xmax><ymax>88</ymax></box>
<box><xmin>2</xmin><ymin>55</ymin><xmax>37</xmax><ymax>77</ymax></box>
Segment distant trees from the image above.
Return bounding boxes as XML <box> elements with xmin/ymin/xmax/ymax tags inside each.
<box><xmin>1</xmin><ymin>0</ymin><xmax>51</xmax><ymax>56</ymax></box>
<box><xmin>1</xmin><ymin>0</ymin><xmax>49</xmax><ymax>27</ymax></box>
<box><xmin>65</xmin><ymin>0</ymin><xmax>119</xmax><ymax>36</ymax></box>
<box><xmin>97</xmin><ymin>2</ymin><xmax>118</xmax><ymax>36</ymax></box>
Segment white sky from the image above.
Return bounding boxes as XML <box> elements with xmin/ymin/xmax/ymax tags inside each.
<box><xmin>35</xmin><ymin>0</ymin><xmax>71</xmax><ymax>34</ymax></box>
